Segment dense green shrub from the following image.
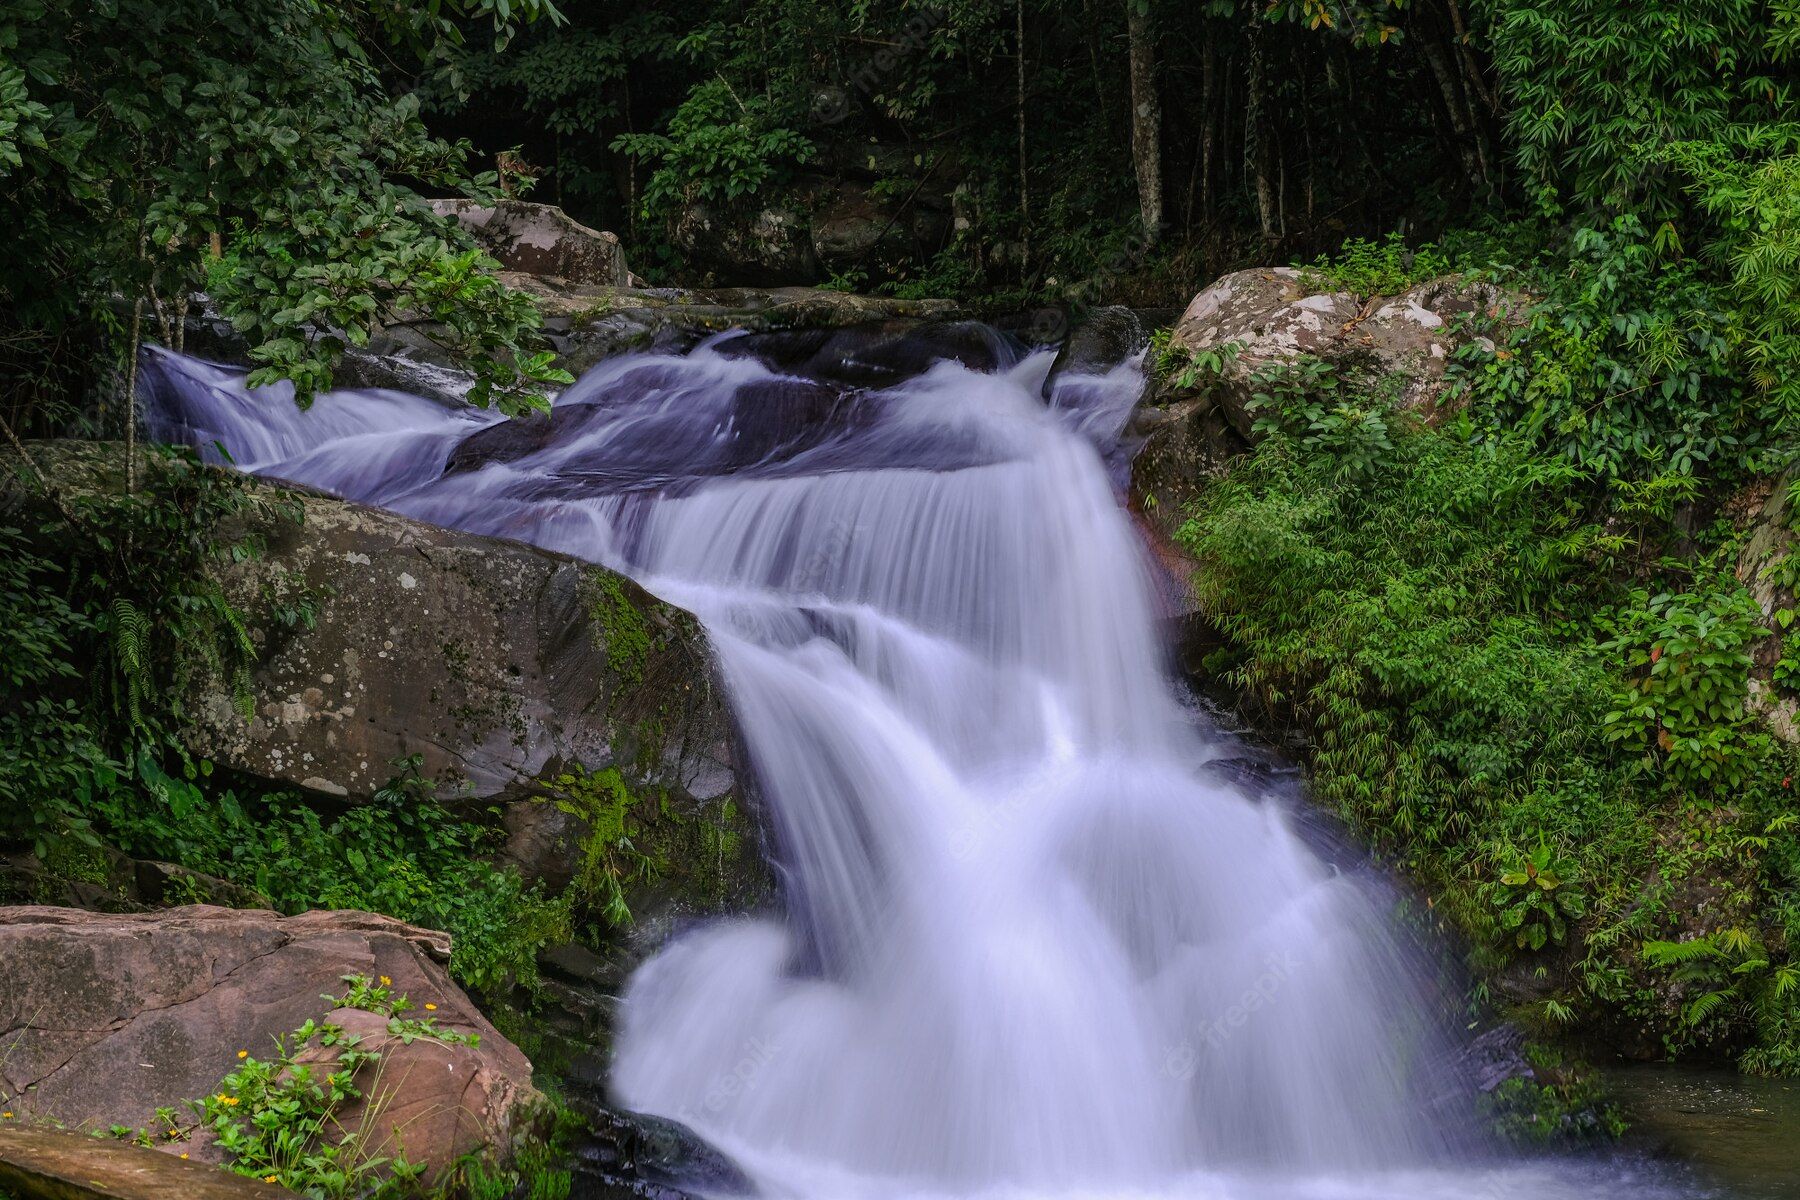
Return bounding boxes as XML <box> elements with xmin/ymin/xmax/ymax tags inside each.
<box><xmin>1175</xmin><ymin>358</ymin><xmax>1800</xmax><ymax>1069</ymax></box>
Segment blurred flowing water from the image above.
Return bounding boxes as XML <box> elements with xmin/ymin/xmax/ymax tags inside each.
<box><xmin>140</xmin><ymin>328</ymin><xmax>1714</xmax><ymax>1200</ymax></box>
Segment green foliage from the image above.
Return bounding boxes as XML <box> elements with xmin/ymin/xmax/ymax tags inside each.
<box><xmin>166</xmin><ymin>976</ymin><xmax>477</xmax><ymax>1198</ymax></box>
<box><xmin>0</xmin><ymin>447</ymin><xmax>280</xmax><ymax>857</ymax></box>
<box><xmin>1448</xmin><ymin>216</ymin><xmax>1750</xmax><ymax>480</ymax></box>
<box><xmin>1480</xmin><ymin>1042</ymin><xmax>1627</xmax><ymax>1145</ymax></box>
<box><xmin>1243</xmin><ymin>357</ymin><xmax>1396</xmax><ymax>480</ymax></box>
<box><xmin>613</xmin><ymin>77</ymin><xmax>815</xmax><ymax>221</ymax></box>
<box><xmin>1</xmin><ymin>0</ymin><xmax>566</xmax><ymax>426</ymax></box>
<box><xmin>1490</xmin><ymin>841</ymin><xmax>1587</xmax><ymax>951</ymax></box>
<box><xmin>102</xmin><ymin>756</ymin><xmax>569</xmax><ymax>993</ymax></box>
<box><xmin>1662</xmin><ymin>131</ymin><xmax>1800</xmax><ymax>436</ymax></box>
<box><xmin>1643</xmin><ymin>919</ymin><xmax>1800</xmax><ymax>1066</ymax></box>
<box><xmin>545</xmin><ymin>765</ymin><xmax>657</xmax><ymax>929</ymax></box>
<box><xmin>1174</xmin><ymin>358</ymin><xmax>1800</xmax><ymax>1068</ymax></box>
<box><xmin>1597</xmin><ymin>580</ymin><xmax>1770</xmax><ymax>789</ymax></box>
<box><xmin>1297</xmin><ymin>233</ymin><xmax>1450</xmax><ymax>297</ymax></box>
<box><xmin>1482</xmin><ymin>0</ymin><xmax>1797</xmax><ymax>217</ymax></box>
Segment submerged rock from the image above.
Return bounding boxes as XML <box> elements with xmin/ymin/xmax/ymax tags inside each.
<box><xmin>0</xmin><ymin>906</ymin><xmax>535</xmax><ymax>1181</ymax></box>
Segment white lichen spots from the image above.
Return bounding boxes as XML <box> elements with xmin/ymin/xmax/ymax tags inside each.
<box><xmin>398</xmin><ymin>572</ymin><xmax>418</xmax><ymax>590</ymax></box>
<box><xmin>1296</xmin><ymin>294</ymin><xmax>1339</xmax><ymax>313</ymax></box>
<box><xmin>1431</xmin><ymin>344</ymin><xmax>1446</xmax><ymax>358</ymax></box>
<box><xmin>1400</xmin><ymin>301</ymin><xmax>1443</xmax><ymax>329</ymax></box>
<box><xmin>301</xmin><ymin>776</ymin><xmax>349</xmax><ymax>797</ymax></box>
<box><xmin>321</xmin><ymin>673</ymin><xmax>335</xmax><ymax>684</ymax></box>
<box><xmin>343</xmin><ymin>552</ymin><xmax>371</xmax><ymax>566</ymax></box>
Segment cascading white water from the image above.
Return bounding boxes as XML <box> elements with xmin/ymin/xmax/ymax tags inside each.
<box><xmin>139</xmin><ymin>331</ymin><xmax>1702</xmax><ymax>1200</ymax></box>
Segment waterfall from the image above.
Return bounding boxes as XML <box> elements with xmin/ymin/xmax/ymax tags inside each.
<box><xmin>138</xmin><ymin>330</ymin><xmax>1697</xmax><ymax>1200</ymax></box>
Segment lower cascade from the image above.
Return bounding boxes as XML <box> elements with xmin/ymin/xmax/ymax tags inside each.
<box><xmin>140</xmin><ymin>330</ymin><xmax>1693</xmax><ymax>1200</ymax></box>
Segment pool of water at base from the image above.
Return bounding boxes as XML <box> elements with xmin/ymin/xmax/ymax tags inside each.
<box><xmin>1603</xmin><ymin>1063</ymin><xmax>1800</xmax><ymax>1200</ymax></box>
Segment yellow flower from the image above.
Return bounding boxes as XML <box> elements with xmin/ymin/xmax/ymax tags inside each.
<box><xmin>265</xmin><ymin>1175</ymin><xmax>278</xmax><ymax>1184</ymax></box>
<box><xmin>379</xmin><ymin>975</ymin><xmax>392</xmax><ymax>986</ymax></box>
<box><xmin>179</xmin><ymin>1153</ymin><xmax>190</xmax><ymax>1160</ymax></box>
<box><xmin>236</xmin><ymin>1050</ymin><xmax>248</xmax><ymax>1059</ymax></box>
<box><xmin>423</xmin><ymin>1002</ymin><xmax>437</xmax><ymax>1011</ymax></box>
<box><xmin>2</xmin><ymin>1112</ymin><xmax>12</xmax><ymax>1119</ymax></box>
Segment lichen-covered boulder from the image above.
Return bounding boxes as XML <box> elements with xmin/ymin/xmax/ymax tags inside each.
<box><xmin>1156</xmin><ymin>266</ymin><xmax>1516</xmax><ymax>441</ymax></box>
<box><xmin>0</xmin><ymin>906</ymin><xmax>535</xmax><ymax>1180</ymax></box>
<box><xmin>431</xmin><ymin>199</ymin><xmax>634</xmax><ymax>288</ymax></box>
<box><xmin>185</xmin><ymin>481</ymin><xmax>735</xmax><ymax>812</ymax></box>
<box><xmin>1129</xmin><ymin>268</ymin><xmax>1523</xmax><ymax>603</ymax></box>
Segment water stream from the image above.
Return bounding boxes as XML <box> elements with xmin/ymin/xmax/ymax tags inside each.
<box><xmin>140</xmin><ymin>327</ymin><xmax>1715</xmax><ymax>1200</ymax></box>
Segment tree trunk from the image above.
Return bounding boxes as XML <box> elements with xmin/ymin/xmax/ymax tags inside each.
<box><xmin>1126</xmin><ymin>0</ymin><xmax>1163</xmax><ymax>242</ymax></box>
<box><xmin>1246</xmin><ymin>24</ymin><xmax>1277</xmax><ymax>245</ymax></box>
<box><xmin>1419</xmin><ymin>23</ymin><xmax>1489</xmax><ymax>195</ymax></box>
<box><xmin>1016</xmin><ymin>0</ymin><xmax>1031</xmax><ymax>269</ymax></box>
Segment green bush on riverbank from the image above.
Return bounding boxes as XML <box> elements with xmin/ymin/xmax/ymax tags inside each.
<box><xmin>1174</xmin><ymin>217</ymin><xmax>1800</xmax><ymax>1074</ymax></box>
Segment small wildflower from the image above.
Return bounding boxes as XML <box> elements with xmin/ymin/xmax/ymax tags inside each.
<box><xmin>423</xmin><ymin>1003</ymin><xmax>437</xmax><ymax>1011</ymax></box>
<box><xmin>265</xmin><ymin>1175</ymin><xmax>278</xmax><ymax>1184</ymax></box>
<box><xmin>2</xmin><ymin>1112</ymin><xmax>12</xmax><ymax>1119</ymax></box>
<box><xmin>379</xmin><ymin>975</ymin><xmax>392</xmax><ymax>986</ymax></box>
<box><xmin>237</xmin><ymin>1050</ymin><xmax>248</xmax><ymax>1059</ymax></box>
<box><xmin>179</xmin><ymin>1153</ymin><xmax>190</xmax><ymax>1160</ymax></box>
<box><xmin>166</xmin><ymin>1130</ymin><xmax>179</xmax><ymax>1139</ymax></box>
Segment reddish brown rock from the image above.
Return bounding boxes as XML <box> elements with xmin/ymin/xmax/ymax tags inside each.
<box><xmin>0</xmin><ymin>1127</ymin><xmax>293</xmax><ymax>1200</ymax></box>
<box><xmin>0</xmin><ymin>906</ymin><xmax>535</xmax><ymax>1181</ymax></box>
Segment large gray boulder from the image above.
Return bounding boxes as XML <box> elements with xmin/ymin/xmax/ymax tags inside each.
<box><xmin>183</xmin><ymin>478</ymin><xmax>735</xmax><ymax>813</ymax></box>
<box><xmin>1155</xmin><ymin>266</ymin><xmax>1517</xmax><ymax>444</ymax></box>
<box><xmin>0</xmin><ymin>906</ymin><xmax>536</xmax><ymax>1182</ymax></box>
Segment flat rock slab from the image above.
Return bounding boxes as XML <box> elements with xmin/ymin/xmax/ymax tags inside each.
<box><xmin>0</xmin><ymin>1127</ymin><xmax>292</xmax><ymax>1199</ymax></box>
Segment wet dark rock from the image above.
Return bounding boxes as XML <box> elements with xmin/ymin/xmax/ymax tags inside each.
<box><xmin>1042</xmin><ymin>306</ymin><xmax>1148</xmax><ymax>396</ymax></box>
<box><xmin>716</xmin><ymin>319</ymin><xmax>1009</xmax><ymax>389</ymax></box>
<box><xmin>570</xmin><ymin>1107</ymin><xmax>755</xmax><ymax>1200</ymax></box>
<box><xmin>1460</xmin><ymin>1023</ymin><xmax>1537</xmax><ymax>1094</ymax></box>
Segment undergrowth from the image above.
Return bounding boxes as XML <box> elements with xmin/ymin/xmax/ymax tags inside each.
<box><xmin>1176</xmin><ymin>333</ymin><xmax>1800</xmax><ymax>1072</ymax></box>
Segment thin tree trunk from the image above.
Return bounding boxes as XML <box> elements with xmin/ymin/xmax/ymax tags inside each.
<box><xmin>1246</xmin><ymin>25</ymin><xmax>1277</xmax><ymax>245</ymax></box>
<box><xmin>124</xmin><ymin>293</ymin><xmax>143</xmax><ymax>495</ymax></box>
<box><xmin>1419</xmin><ymin>25</ymin><xmax>1488</xmax><ymax>194</ymax></box>
<box><xmin>1016</xmin><ymin>0</ymin><xmax>1030</xmax><ymax>269</ymax></box>
<box><xmin>1199</xmin><ymin>40</ymin><xmax>1218</xmax><ymax>224</ymax></box>
<box><xmin>1126</xmin><ymin>0</ymin><xmax>1163</xmax><ymax>243</ymax></box>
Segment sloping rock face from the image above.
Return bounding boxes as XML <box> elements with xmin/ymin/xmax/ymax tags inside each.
<box><xmin>184</xmin><ymin>477</ymin><xmax>735</xmax><ymax>812</ymax></box>
<box><xmin>432</xmin><ymin>199</ymin><xmax>635</xmax><ymax>288</ymax></box>
<box><xmin>0</xmin><ymin>1127</ymin><xmax>294</xmax><ymax>1200</ymax></box>
<box><xmin>0</xmin><ymin>906</ymin><xmax>534</xmax><ymax>1178</ymax></box>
